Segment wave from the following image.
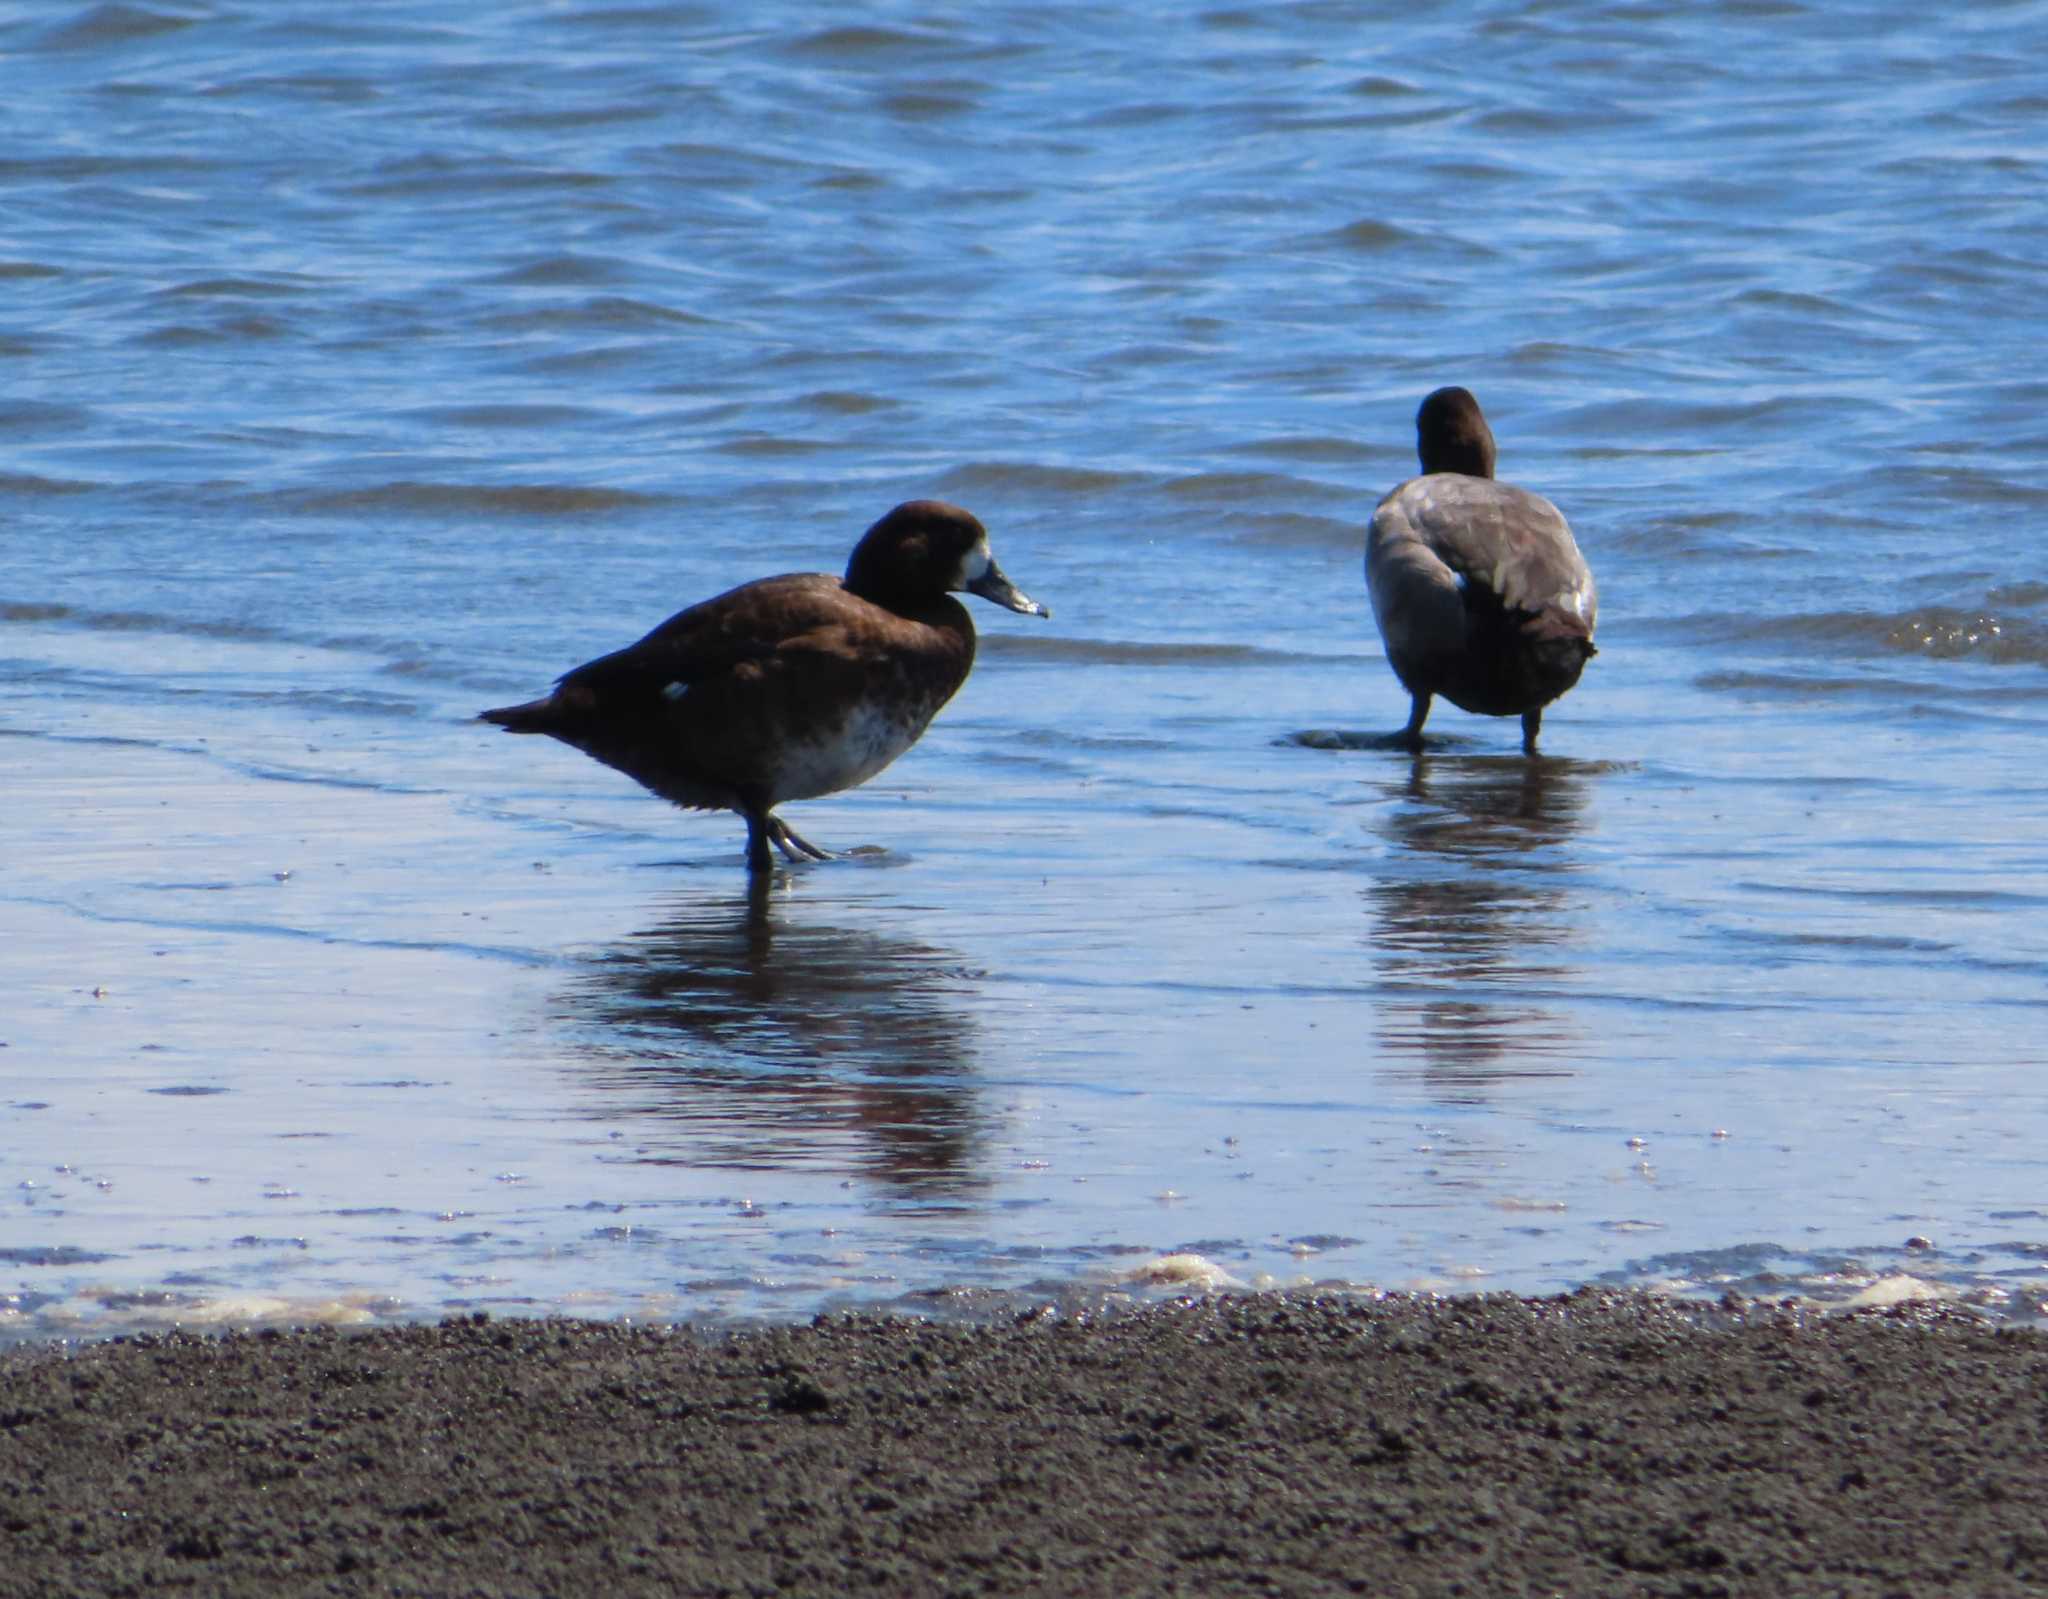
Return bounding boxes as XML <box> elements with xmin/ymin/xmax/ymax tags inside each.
<box><xmin>1887</xmin><ymin>609</ymin><xmax>2048</xmax><ymax>664</ymax></box>
<box><xmin>35</xmin><ymin>4</ymin><xmax>195</xmax><ymax>52</ymax></box>
<box><xmin>713</xmin><ymin>434</ymin><xmax>855</xmax><ymax>458</ymax></box>
<box><xmin>934</xmin><ymin>461</ymin><xmax>1152</xmax><ymax>497</ymax></box>
<box><xmin>1304</xmin><ymin>219</ymin><xmax>1496</xmax><ymax>261</ymax></box>
<box><xmin>795</xmin><ymin>390</ymin><xmax>901</xmax><ymax>416</ymax></box>
<box><xmin>1695</xmin><ymin>670</ymin><xmax>1933</xmax><ymax>700</ymax></box>
<box><xmin>1161</xmin><ymin>470</ymin><xmax>1352</xmax><ymax>506</ymax></box>
<box><xmin>269</xmin><ymin>481</ymin><xmax>668</xmax><ymax>516</ymax></box>
<box><xmin>5</xmin><ymin>599</ymin><xmax>515</xmax><ymax>696</ymax></box>
<box><xmin>1818</xmin><ymin>463</ymin><xmax>2048</xmax><ymax>510</ymax></box>
<box><xmin>10</xmin><ymin>661</ymin><xmax>426</xmax><ymax>721</ymax></box>
<box><xmin>195</xmin><ymin>72</ymin><xmax>379</xmax><ymax>107</ymax></box>
<box><xmin>477</xmin><ymin>297</ymin><xmax>710</xmax><ymax>333</ymax></box>
<box><xmin>780</xmin><ymin>25</ymin><xmax>954</xmax><ymax>60</ymax></box>
<box><xmin>3</xmin><ymin>599</ymin><xmax>285</xmax><ymax>643</ymax></box>
<box><xmin>1225</xmin><ymin>435</ymin><xmax>1382</xmax><ymax>466</ymax></box>
<box><xmin>342</xmin><ymin>162</ymin><xmax>616</xmax><ymax>201</ymax></box>
<box><xmin>482</xmin><ymin>254</ymin><xmax>633</xmax><ymax>287</ymax></box>
<box><xmin>155</xmin><ymin>277</ymin><xmax>312</xmax><ymax>300</ymax></box>
<box><xmin>133</xmin><ymin>316</ymin><xmax>290</xmax><ymax>347</ymax></box>
<box><xmin>398</xmin><ymin>403</ymin><xmax>609</xmax><ymax>429</ymax></box>
<box><xmin>1221</xmin><ymin>510</ymin><xmax>1360</xmax><ymax>549</ymax></box>
<box><xmin>1665</xmin><ymin>588</ymin><xmax>2048</xmax><ymax>668</ymax></box>
<box><xmin>0</xmin><ymin>471</ymin><xmax>96</xmax><ymax>497</ymax></box>
<box><xmin>3</xmin><ymin>471</ymin><xmax>661</xmax><ymax>514</ymax></box>
<box><xmin>1559</xmin><ymin>392</ymin><xmax>1896</xmax><ymax>439</ymax></box>
<box><xmin>982</xmin><ymin>635</ymin><xmax>1345</xmax><ymax>668</ymax></box>
<box><xmin>0</xmin><ymin>400</ymin><xmax>93</xmax><ymax>437</ymax></box>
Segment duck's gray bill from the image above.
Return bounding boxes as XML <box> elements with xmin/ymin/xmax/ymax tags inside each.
<box><xmin>968</xmin><ymin>562</ymin><xmax>1050</xmax><ymax>619</ymax></box>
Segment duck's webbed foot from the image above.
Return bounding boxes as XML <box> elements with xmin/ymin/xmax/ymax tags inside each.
<box><xmin>1521</xmin><ymin>708</ymin><xmax>1543</xmax><ymax>755</ymax></box>
<box><xmin>767</xmin><ymin>814</ymin><xmax>834</xmax><ymax>863</ymax></box>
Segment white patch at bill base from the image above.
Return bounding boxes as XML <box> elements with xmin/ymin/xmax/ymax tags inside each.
<box><xmin>956</xmin><ymin>539</ymin><xmax>992</xmax><ymax>589</ymax></box>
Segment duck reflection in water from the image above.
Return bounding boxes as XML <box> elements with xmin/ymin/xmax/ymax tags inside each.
<box><xmin>558</xmin><ymin>876</ymin><xmax>985</xmax><ymax>1196</ymax></box>
<box><xmin>1367</xmin><ymin>753</ymin><xmax>1598</xmax><ymax>1091</ymax></box>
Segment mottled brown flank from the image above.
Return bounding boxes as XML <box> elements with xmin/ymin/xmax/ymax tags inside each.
<box><xmin>2</xmin><ymin>1292</ymin><xmax>2044</xmax><ymax>1597</ymax></box>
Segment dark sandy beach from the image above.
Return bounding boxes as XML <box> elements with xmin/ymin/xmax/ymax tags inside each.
<box><xmin>3</xmin><ymin>1291</ymin><xmax>2044</xmax><ymax>1597</ymax></box>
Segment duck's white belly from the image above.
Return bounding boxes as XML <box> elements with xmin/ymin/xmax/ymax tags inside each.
<box><xmin>774</xmin><ymin>700</ymin><xmax>930</xmax><ymax>802</ymax></box>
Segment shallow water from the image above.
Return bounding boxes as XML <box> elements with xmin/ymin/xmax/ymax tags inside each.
<box><xmin>5</xmin><ymin>0</ymin><xmax>2048</xmax><ymax>1338</ymax></box>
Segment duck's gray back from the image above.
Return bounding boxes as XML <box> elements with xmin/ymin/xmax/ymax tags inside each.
<box><xmin>1368</xmin><ymin>473</ymin><xmax>1597</xmax><ymax>649</ymax></box>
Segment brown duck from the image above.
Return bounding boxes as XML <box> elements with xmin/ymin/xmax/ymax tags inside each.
<box><xmin>481</xmin><ymin>500</ymin><xmax>1048</xmax><ymax>870</ymax></box>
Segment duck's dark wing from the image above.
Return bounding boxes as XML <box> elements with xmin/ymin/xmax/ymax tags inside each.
<box><xmin>480</xmin><ymin>573</ymin><xmax>974</xmax><ymax>811</ymax></box>
<box><xmin>482</xmin><ymin>572</ymin><xmax>841</xmax><ymax>732</ymax></box>
<box><xmin>551</xmin><ymin>572</ymin><xmax>839</xmax><ymax>708</ymax></box>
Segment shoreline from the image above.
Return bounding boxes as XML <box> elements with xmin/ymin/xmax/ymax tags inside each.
<box><xmin>5</xmin><ymin>1289</ymin><xmax>2044</xmax><ymax>1596</ymax></box>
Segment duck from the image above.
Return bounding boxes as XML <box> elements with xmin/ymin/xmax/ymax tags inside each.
<box><xmin>480</xmin><ymin>499</ymin><xmax>1049</xmax><ymax>871</ymax></box>
<box><xmin>1364</xmin><ymin>386</ymin><xmax>1597</xmax><ymax>753</ymax></box>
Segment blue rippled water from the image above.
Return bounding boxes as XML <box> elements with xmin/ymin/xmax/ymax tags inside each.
<box><xmin>4</xmin><ymin>1</ymin><xmax>2048</xmax><ymax>1337</ymax></box>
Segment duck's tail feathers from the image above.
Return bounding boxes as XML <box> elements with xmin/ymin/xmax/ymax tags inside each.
<box><xmin>479</xmin><ymin>696</ymin><xmax>558</xmax><ymax>733</ymax></box>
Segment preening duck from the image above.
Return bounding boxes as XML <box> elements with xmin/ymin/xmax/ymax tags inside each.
<box><xmin>1365</xmin><ymin>387</ymin><xmax>1597</xmax><ymax>753</ymax></box>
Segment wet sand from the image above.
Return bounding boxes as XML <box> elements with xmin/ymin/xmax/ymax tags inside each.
<box><xmin>4</xmin><ymin>1292</ymin><xmax>2044</xmax><ymax>1597</ymax></box>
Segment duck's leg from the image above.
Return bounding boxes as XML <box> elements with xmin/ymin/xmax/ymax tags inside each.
<box><xmin>1398</xmin><ymin>691</ymin><xmax>1432</xmax><ymax>751</ymax></box>
<box><xmin>767</xmin><ymin>814</ymin><xmax>834</xmax><ymax>863</ymax></box>
<box><xmin>1521</xmin><ymin>707</ymin><xmax>1543</xmax><ymax>755</ymax></box>
<box><xmin>741</xmin><ymin>810</ymin><xmax>775</xmax><ymax>873</ymax></box>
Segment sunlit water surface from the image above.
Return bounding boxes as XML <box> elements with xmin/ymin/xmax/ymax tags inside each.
<box><xmin>5</xmin><ymin>0</ymin><xmax>2048</xmax><ymax>1338</ymax></box>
